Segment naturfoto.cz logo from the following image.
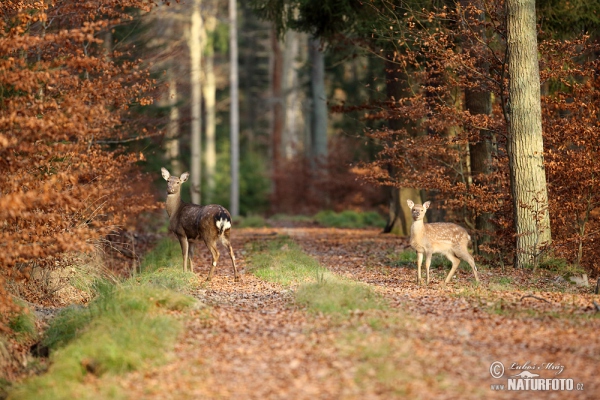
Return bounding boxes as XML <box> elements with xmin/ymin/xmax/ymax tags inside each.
<box><xmin>489</xmin><ymin>361</ymin><xmax>584</xmax><ymax>392</ymax></box>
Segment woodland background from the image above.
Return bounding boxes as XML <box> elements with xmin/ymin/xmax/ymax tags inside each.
<box><xmin>1</xmin><ymin>0</ymin><xmax>600</xmax><ymax>347</ymax></box>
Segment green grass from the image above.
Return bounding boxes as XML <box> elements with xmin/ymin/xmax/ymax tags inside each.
<box><xmin>296</xmin><ymin>280</ymin><xmax>386</xmax><ymax>315</ymax></box>
<box><xmin>235</xmin><ymin>214</ymin><xmax>270</xmax><ymax>228</ymax></box>
<box><xmin>140</xmin><ymin>237</ymin><xmax>183</xmax><ymax>274</ymax></box>
<box><xmin>9</xmin><ymin>241</ymin><xmax>203</xmax><ymax>400</ymax></box>
<box><xmin>247</xmin><ymin>236</ymin><xmax>330</xmax><ymax>286</ymax></box>
<box><xmin>247</xmin><ymin>235</ymin><xmax>386</xmax><ymax>315</ymax></box>
<box><xmin>8</xmin><ymin>300</ymin><xmax>37</xmax><ymax>343</ymax></box>
<box><xmin>388</xmin><ymin>249</ymin><xmax>452</xmax><ymax>270</ymax></box>
<box><xmin>314</xmin><ymin>210</ymin><xmax>385</xmax><ymax>229</ymax></box>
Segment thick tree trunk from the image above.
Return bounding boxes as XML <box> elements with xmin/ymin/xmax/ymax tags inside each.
<box><xmin>229</xmin><ymin>0</ymin><xmax>240</xmax><ymax>216</ymax></box>
<box><xmin>203</xmin><ymin>14</ymin><xmax>217</xmax><ymax>204</ymax></box>
<box><xmin>189</xmin><ymin>0</ymin><xmax>202</xmax><ymax>205</ymax></box>
<box><xmin>309</xmin><ymin>37</ymin><xmax>328</xmax><ymax>164</ymax></box>
<box><xmin>383</xmin><ymin>58</ymin><xmax>421</xmax><ymax>235</ymax></box>
<box><xmin>506</xmin><ymin>0</ymin><xmax>552</xmax><ymax>267</ymax></box>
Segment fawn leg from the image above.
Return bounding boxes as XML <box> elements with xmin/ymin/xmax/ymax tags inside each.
<box><xmin>458</xmin><ymin>250</ymin><xmax>479</xmax><ymax>282</ymax></box>
<box><xmin>221</xmin><ymin>233</ymin><xmax>239</xmax><ymax>282</ymax></box>
<box><xmin>444</xmin><ymin>253</ymin><xmax>461</xmax><ymax>286</ymax></box>
<box><xmin>205</xmin><ymin>239</ymin><xmax>219</xmax><ymax>281</ymax></box>
<box><xmin>425</xmin><ymin>253</ymin><xmax>433</xmax><ymax>285</ymax></box>
<box><xmin>417</xmin><ymin>252</ymin><xmax>424</xmax><ymax>285</ymax></box>
<box><xmin>178</xmin><ymin>236</ymin><xmax>189</xmax><ymax>272</ymax></box>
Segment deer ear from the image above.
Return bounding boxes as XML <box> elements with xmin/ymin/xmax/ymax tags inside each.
<box><xmin>180</xmin><ymin>172</ymin><xmax>190</xmax><ymax>182</ymax></box>
<box><xmin>407</xmin><ymin>199</ymin><xmax>415</xmax><ymax>209</ymax></box>
<box><xmin>423</xmin><ymin>201</ymin><xmax>431</xmax><ymax>209</ymax></box>
<box><xmin>161</xmin><ymin>167</ymin><xmax>170</xmax><ymax>181</ymax></box>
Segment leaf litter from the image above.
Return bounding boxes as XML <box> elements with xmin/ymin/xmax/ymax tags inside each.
<box><xmin>112</xmin><ymin>227</ymin><xmax>599</xmax><ymax>399</ymax></box>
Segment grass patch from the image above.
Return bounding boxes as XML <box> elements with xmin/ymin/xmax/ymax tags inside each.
<box><xmin>268</xmin><ymin>214</ymin><xmax>314</xmax><ymax>224</ymax></box>
<box><xmin>247</xmin><ymin>235</ymin><xmax>386</xmax><ymax>314</ymax></box>
<box><xmin>314</xmin><ymin>210</ymin><xmax>385</xmax><ymax>229</ymax></box>
<box><xmin>8</xmin><ymin>300</ymin><xmax>37</xmax><ymax>343</ymax></box>
<box><xmin>140</xmin><ymin>237</ymin><xmax>183</xmax><ymax>274</ymax></box>
<box><xmin>10</xmin><ymin>250</ymin><xmax>202</xmax><ymax>400</ymax></box>
<box><xmin>247</xmin><ymin>236</ymin><xmax>331</xmax><ymax>286</ymax></box>
<box><xmin>235</xmin><ymin>214</ymin><xmax>270</xmax><ymax>228</ymax></box>
<box><xmin>388</xmin><ymin>249</ymin><xmax>452</xmax><ymax>270</ymax></box>
<box><xmin>296</xmin><ymin>280</ymin><xmax>386</xmax><ymax>314</ymax></box>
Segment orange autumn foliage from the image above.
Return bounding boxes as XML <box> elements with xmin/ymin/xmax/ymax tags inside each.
<box><xmin>0</xmin><ymin>0</ymin><xmax>165</xmax><ymax>329</ymax></box>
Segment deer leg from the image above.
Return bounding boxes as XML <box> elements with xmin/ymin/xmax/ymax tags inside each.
<box><xmin>417</xmin><ymin>252</ymin><xmax>424</xmax><ymax>285</ymax></box>
<box><xmin>188</xmin><ymin>243</ymin><xmax>195</xmax><ymax>272</ymax></box>
<box><xmin>178</xmin><ymin>236</ymin><xmax>189</xmax><ymax>272</ymax></box>
<box><xmin>205</xmin><ymin>239</ymin><xmax>219</xmax><ymax>281</ymax></box>
<box><xmin>221</xmin><ymin>233</ymin><xmax>239</xmax><ymax>282</ymax></box>
<box><xmin>425</xmin><ymin>253</ymin><xmax>433</xmax><ymax>285</ymax></box>
<box><xmin>444</xmin><ymin>253</ymin><xmax>461</xmax><ymax>286</ymax></box>
<box><xmin>457</xmin><ymin>250</ymin><xmax>479</xmax><ymax>283</ymax></box>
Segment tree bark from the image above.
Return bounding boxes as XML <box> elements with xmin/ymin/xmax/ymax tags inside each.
<box><xmin>189</xmin><ymin>0</ymin><xmax>202</xmax><ymax>205</ymax></box>
<box><xmin>165</xmin><ymin>68</ymin><xmax>182</xmax><ymax>176</ymax></box>
<box><xmin>203</xmin><ymin>13</ymin><xmax>217</xmax><ymax>204</ymax></box>
<box><xmin>229</xmin><ymin>0</ymin><xmax>240</xmax><ymax>216</ymax></box>
<box><xmin>309</xmin><ymin>37</ymin><xmax>328</xmax><ymax>165</ymax></box>
<box><xmin>270</xmin><ymin>26</ymin><xmax>284</xmax><ymax>196</ymax></box>
<box><xmin>383</xmin><ymin>58</ymin><xmax>421</xmax><ymax>235</ymax></box>
<box><xmin>462</xmin><ymin>0</ymin><xmax>495</xmax><ymax>253</ymax></box>
<box><xmin>506</xmin><ymin>0</ymin><xmax>552</xmax><ymax>267</ymax></box>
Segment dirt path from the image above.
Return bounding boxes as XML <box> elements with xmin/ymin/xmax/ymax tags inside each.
<box><xmin>116</xmin><ymin>227</ymin><xmax>599</xmax><ymax>399</ymax></box>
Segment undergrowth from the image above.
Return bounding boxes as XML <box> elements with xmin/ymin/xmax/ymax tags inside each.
<box><xmin>8</xmin><ymin>238</ymin><xmax>203</xmax><ymax>400</ymax></box>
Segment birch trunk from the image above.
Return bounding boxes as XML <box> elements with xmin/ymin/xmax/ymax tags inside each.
<box><xmin>506</xmin><ymin>0</ymin><xmax>552</xmax><ymax>267</ymax></box>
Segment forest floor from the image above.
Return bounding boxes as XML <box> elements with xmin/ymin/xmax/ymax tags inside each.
<box><xmin>97</xmin><ymin>227</ymin><xmax>598</xmax><ymax>399</ymax></box>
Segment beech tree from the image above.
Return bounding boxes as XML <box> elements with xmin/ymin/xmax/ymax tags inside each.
<box><xmin>506</xmin><ymin>0</ymin><xmax>552</xmax><ymax>267</ymax></box>
<box><xmin>0</xmin><ymin>0</ymin><xmax>162</xmax><ymax>327</ymax></box>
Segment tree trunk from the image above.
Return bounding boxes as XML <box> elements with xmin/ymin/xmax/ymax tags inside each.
<box><xmin>270</xmin><ymin>25</ymin><xmax>284</xmax><ymax>196</ymax></box>
<box><xmin>309</xmin><ymin>37</ymin><xmax>328</xmax><ymax>164</ymax></box>
<box><xmin>229</xmin><ymin>0</ymin><xmax>240</xmax><ymax>216</ymax></box>
<box><xmin>383</xmin><ymin>58</ymin><xmax>421</xmax><ymax>235</ymax></box>
<box><xmin>282</xmin><ymin>29</ymin><xmax>305</xmax><ymax>160</ymax></box>
<box><xmin>165</xmin><ymin>68</ymin><xmax>182</xmax><ymax>176</ymax></box>
<box><xmin>203</xmin><ymin>13</ymin><xmax>217</xmax><ymax>204</ymax></box>
<box><xmin>506</xmin><ymin>0</ymin><xmax>552</xmax><ymax>267</ymax></box>
<box><xmin>189</xmin><ymin>0</ymin><xmax>202</xmax><ymax>205</ymax></box>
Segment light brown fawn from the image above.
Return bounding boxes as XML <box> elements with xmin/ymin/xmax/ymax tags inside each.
<box><xmin>407</xmin><ymin>200</ymin><xmax>479</xmax><ymax>286</ymax></box>
<box><xmin>161</xmin><ymin>167</ymin><xmax>240</xmax><ymax>282</ymax></box>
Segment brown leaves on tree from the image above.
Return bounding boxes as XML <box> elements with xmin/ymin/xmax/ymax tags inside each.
<box><xmin>0</xmin><ymin>0</ymin><xmax>160</xmax><ymax>330</ymax></box>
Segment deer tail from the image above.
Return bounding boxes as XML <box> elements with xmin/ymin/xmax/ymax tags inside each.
<box><xmin>214</xmin><ymin>207</ymin><xmax>232</xmax><ymax>236</ymax></box>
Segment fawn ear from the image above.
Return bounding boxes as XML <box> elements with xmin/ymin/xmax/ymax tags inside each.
<box><xmin>423</xmin><ymin>201</ymin><xmax>431</xmax><ymax>209</ymax></box>
<box><xmin>407</xmin><ymin>199</ymin><xmax>414</xmax><ymax>209</ymax></box>
<box><xmin>161</xmin><ymin>167</ymin><xmax>170</xmax><ymax>181</ymax></box>
<box><xmin>180</xmin><ymin>172</ymin><xmax>190</xmax><ymax>182</ymax></box>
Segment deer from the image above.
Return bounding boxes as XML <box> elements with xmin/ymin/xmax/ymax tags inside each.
<box><xmin>161</xmin><ymin>167</ymin><xmax>240</xmax><ymax>282</ymax></box>
<box><xmin>407</xmin><ymin>200</ymin><xmax>479</xmax><ymax>287</ymax></box>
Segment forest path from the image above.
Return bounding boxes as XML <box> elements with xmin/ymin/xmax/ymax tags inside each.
<box><xmin>115</xmin><ymin>227</ymin><xmax>599</xmax><ymax>399</ymax></box>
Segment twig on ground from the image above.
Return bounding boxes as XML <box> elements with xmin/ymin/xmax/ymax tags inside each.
<box><xmin>519</xmin><ymin>294</ymin><xmax>550</xmax><ymax>303</ymax></box>
<box><xmin>593</xmin><ymin>301</ymin><xmax>600</xmax><ymax>312</ymax></box>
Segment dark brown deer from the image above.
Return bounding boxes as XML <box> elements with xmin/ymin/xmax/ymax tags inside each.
<box><xmin>407</xmin><ymin>200</ymin><xmax>479</xmax><ymax>286</ymax></box>
<box><xmin>161</xmin><ymin>167</ymin><xmax>240</xmax><ymax>282</ymax></box>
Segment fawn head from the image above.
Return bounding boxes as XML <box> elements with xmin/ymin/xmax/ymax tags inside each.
<box><xmin>407</xmin><ymin>199</ymin><xmax>431</xmax><ymax>222</ymax></box>
<box><xmin>161</xmin><ymin>167</ymin><xmax>189</xmax><ymax>195</ymax></box>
